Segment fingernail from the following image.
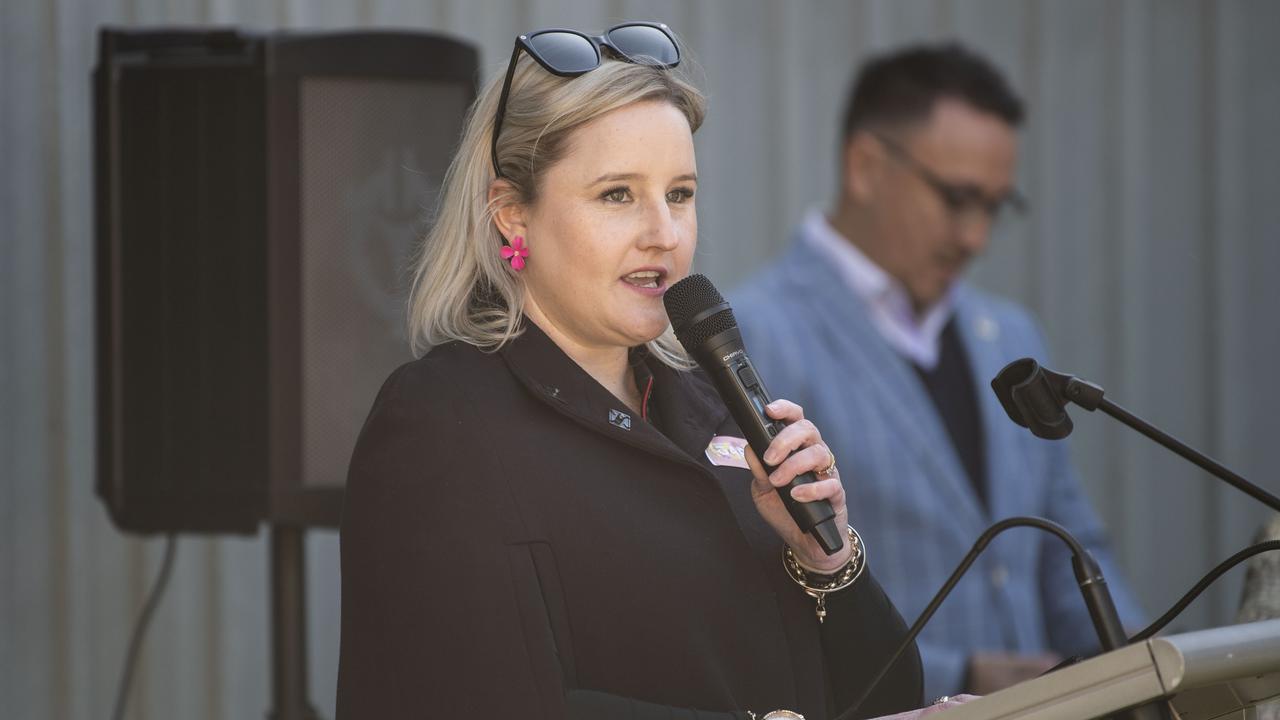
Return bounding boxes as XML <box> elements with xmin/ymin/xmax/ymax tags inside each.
<box><xmin>790</xmin><ymin>486</ymin><xmax>805</xmax><ymax>500</ymax></box>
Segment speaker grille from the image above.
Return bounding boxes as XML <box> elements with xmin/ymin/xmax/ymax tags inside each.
<box><xmin>298</xmin><ymin>77</ymin><xmax>470</xmax><ymax>489</ymax></box>
<box><xmin>94</xmin><ymin>29</ymin><xmax>479</xmax><ymax>532</ymax></box>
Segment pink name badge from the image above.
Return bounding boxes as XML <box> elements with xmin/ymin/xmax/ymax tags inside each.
<box><xmin>705</xmin><ymin>435</ymin><xmax>749</xmax><ymax>469</ymax></box>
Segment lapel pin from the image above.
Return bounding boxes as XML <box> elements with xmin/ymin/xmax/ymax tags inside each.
<box><xmin>976</xmin><ymin>315</ymin><xmax>999</xmax><ymax>341</ymax></box>
<box><xmin>608</xmin><ymin>409</ymin><xmax>632</xmax><ymax>430</ymax></box>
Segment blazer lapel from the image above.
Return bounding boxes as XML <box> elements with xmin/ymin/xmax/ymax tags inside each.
<box><xmin>953</xmin><ymin>288</ymin><xmax>1029</xmax><ymax>522</ymax></box>
<box><xmin>776</xmin><ymin>239</ymin><xmax>988</xmax><ymax>529</ymax></box>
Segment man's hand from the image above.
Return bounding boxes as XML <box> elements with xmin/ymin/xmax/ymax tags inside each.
<box><xmin>965</xmin><ymin>651</ymin><xmax>1061</xmax><ymax>695</ymax></box>
<box><xmin>871</xmin><ymin>694</ymin><xmax>981</xmax><ymax>718</ymax></box>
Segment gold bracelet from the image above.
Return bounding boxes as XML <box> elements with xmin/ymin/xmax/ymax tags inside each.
<box><xmin>782</xmin><ymin>525</ymin><xmax>866</xmax><ymax>623</ymax></box>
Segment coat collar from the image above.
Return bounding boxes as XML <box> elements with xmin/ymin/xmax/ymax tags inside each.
<box><xmin>498</xmin><ymin>320</ymin><xmax>730</xmax><ymax>469</ymax></box>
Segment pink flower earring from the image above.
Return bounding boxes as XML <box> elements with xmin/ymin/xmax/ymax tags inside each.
<box><xmin>501</xmin><ymin>235</ymin><xmax>529</xmax><ymax>271</ymax></box>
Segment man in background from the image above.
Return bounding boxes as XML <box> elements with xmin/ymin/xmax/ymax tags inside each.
<box><xmin>731</xmin><ymin>43</ymin><xmax>1142</xmax><ymax>699</ymax></box>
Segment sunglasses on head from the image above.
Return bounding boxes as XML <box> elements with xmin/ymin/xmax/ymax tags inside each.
<box><xmin>491</xmin><ymin>22</ymin><xmax>682</xmax><ymax>179</ymax></box>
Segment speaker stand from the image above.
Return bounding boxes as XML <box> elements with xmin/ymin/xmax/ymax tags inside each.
<box><xmin>268</xmin><ymin>524</ymin><xmax>323</xmax><ymax>720</ymax></box>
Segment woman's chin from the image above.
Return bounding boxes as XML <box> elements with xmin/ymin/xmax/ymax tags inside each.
<box><xmin>617</xmin><ymin>314</ymin><xmax>671</xmax><ymax>348</ymax></box>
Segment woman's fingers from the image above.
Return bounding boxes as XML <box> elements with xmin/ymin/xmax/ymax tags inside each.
<box><xmin>768</xmin><ymin>442</ymin><xmax>835</xmax><ymax>487</ymax></box>
<box><xmin>764</xmin><ymin>398</ymin><xmax>804</xmax><ymax>422</ymax></box>
<box><xmin>760</xmin><ymin>400</ymin><xmax>819</xmax><ymax>463</ymax></box>
<box><xmin>746</xmin><ymin>446</ymin><xmax>842</xmax><ymax>502</ymax></box>
<box><xmin>789</xmin><ymin>475</ymin><xmax>844</xmax><ymax>504</ymax></box>
<box><xmin>745</xmin><ymin>398</ymin><xmax>838</xmax><ymax>492</ymax></box>
<box><xmin>760</xmin><ymin>417</ymin><xmax>819</xmax><ymax>466</ymax></box>
<box><xmin>744</xmin><ymin>399</ymin><xmax>851</xmax><ymax>569</ymax></box>
<box><xmin>747</xmin><ymin>435</ymin><xmax>834</xmax><ymax>484</ymax></box>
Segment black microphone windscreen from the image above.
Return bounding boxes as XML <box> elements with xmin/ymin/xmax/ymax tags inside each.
<box><xmin>663</xmin><ymin>274</ymin><xmax>738</xmax><ymax>351</ymax></box>
<box><xmin>991</xmin><ymin>358</ymin><xmax>1037</xmax><ymax>428</ymax></box>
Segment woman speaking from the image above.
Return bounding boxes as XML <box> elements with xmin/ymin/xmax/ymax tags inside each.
<box><xmin>337</xmin><ymin>22</ymin><xmax>939</xmax><ymax>719</ymax></box>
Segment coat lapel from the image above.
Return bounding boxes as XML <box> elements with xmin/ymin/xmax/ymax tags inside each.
<box><xmin>776</xmin><ymin>239</ymin><xmax>988</xmax><ymax>530</ymax></box>
<box><xmin>645</xmin><ymin>360</ymin><xmax>732</xmax><ymax>462</ymax></box>
<box><xmin>499</xmin><ymin>321</ymin><xmax>785</xmax><ymax>571</ymax></box>
<box><xmin>499</xmin><ymin>321</ymin><xmax>725</xmax><ymax>471</ymax></box>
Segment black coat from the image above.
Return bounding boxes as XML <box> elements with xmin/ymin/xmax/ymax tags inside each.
<box><xmin>337</xmin><ymin>322</ymin><xmax>922</xmax><ymax>719</ymax></box>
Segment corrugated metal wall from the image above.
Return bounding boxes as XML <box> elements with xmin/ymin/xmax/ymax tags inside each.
<box><xmin>3</xmin><ymin>1</ymin><xmax>1278</xmax><ymax>717</ymax></box>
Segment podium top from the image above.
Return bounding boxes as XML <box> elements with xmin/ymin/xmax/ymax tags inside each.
<box><xmin>934</xmin><ymin>619</ymin><xmax>1280</xmax><ymax>720</ymax></box>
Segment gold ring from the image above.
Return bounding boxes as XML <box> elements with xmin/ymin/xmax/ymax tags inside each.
<box><xmin>818</xmin><ymin>447</ymin><xmax>837</xmax><ymax>475</ymax></box>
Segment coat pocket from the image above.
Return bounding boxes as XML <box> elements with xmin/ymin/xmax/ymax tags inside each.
<box><xmin>506</xmin><ymin>542</ymin><xmax>577</xmax><ymax>703</ymax></box>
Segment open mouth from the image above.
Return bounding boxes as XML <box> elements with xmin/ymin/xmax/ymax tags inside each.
<box><xmin>621</xmin><ymin>269</ymin><xmax>667</xmax><ymax>290</ymax></box>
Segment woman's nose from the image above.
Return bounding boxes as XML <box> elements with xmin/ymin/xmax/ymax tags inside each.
<box><xmin>639</xmin><ymin>199</ymin><xmax>681</xmax><ymax>251</ymax></box>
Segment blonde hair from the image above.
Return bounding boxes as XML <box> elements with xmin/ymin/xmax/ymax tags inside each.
<box><xmin>406</xmin><ymin>52</ymin><xmax>707</xmax><ymax>368</ymax></box>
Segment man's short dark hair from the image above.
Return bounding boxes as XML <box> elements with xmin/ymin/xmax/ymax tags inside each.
<box><xmin>841</xmin><ymin>42</ymin><xmax>1024</xmax><ymax>140</ymax></box>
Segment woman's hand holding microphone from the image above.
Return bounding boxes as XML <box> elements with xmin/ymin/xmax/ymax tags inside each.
<box><xmin>742</xmin><ymin>398</ymin><xmax>851</xmax><ymax>573</ymax></box>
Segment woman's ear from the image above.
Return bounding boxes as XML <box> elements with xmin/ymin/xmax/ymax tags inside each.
<box><xmin>488</xmin><ymin>178</ymin><xmax>528</xmax><ymax>244</ymax></box>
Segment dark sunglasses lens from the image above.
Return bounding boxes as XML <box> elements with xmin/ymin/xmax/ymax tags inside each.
<box><xmin>527</xmin><ymin>32</ymin><xmax>599</xmax><ymax>74</ymax></box>
<box><xmin>607</xmin><ymin>25</ymin><xmax>679</xmax><ymax>65</ymax></box>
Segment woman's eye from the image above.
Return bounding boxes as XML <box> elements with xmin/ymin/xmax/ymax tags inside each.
<box><xmin>667</xmin><ymin>187</ymin><xmax>695</xmax><ymax>204</ymax></box>
<box><xmin>601</xmin><ymin>187</ymin><xmax>631</xmax><ymax>203</ymax></box>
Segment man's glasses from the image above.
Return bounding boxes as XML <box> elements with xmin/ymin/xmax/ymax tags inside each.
<box><xmin>491</xmin><ymin>22</ymin><xmax>681</xmax><ymax>179</ymax></box>
<box><xmin>872</xmin><ymin>132</ymin><xmax>1027</xmax><ymax>225</ymax></box>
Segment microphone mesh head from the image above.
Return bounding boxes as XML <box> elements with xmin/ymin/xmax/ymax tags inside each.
<box><xmin>663</xmin><ymin>274</ymin><xmax>739</xmax><ymax>351</ymax></box>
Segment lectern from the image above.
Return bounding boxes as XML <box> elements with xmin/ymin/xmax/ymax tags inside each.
<box><xmin>936</xmin><ymin>619</ymin><xmax>1280</xmax><ymax>719</ymax></box>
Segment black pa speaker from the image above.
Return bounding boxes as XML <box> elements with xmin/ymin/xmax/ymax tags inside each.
<box><xmin>94</xmin><ymin>28</ymin><xmax>477</xmax><ymax>533</ymax></box>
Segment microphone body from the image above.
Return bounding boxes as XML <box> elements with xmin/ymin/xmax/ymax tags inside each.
<box><xmin>695</xmin><ymin>323</ymin><xmax>843</xmax><ymax>555</ymax></box>
<box><xmin>664</xmin><ymin>275</ymin><xmax>842</xmax><ymax>555</ymax></box>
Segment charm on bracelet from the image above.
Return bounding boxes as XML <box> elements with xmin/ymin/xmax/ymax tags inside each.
<box><xmin>782</xmin><ymin>525</ymin><xmax>866</xmax><ymax>623</ymax></box>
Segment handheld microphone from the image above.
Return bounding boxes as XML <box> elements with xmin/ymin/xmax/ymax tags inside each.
<box><xmin>663</xmin><ymin>274</ymin><xmax>843</xmax><ymax>555</ymax></box>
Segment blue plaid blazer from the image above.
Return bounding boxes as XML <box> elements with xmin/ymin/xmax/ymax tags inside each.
<box><xmin>730</xmin><ymin>235</ymin><xmax>1142</xmax><ymax>699</ymax></box>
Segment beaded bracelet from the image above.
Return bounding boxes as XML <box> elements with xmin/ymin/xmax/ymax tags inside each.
<box><xmin>782</xmin><ymin>525</ymin><xmax>866</xmax><ymax>623</ymax></box>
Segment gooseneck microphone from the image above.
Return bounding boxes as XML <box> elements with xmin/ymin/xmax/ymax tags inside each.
<box><xmin>664</xmin><ymin>274</ymin><xmax>843</xmax><ymax>556</ymax></box>
<box><xmin>840</xmin><ymin>517</ymin><xmax>1147</xmax><ymax>720</ymax></box>
<box><xmin>991</xmin><ymin>358</ymin><xmax>1280</xmax><ymax>512</ymax></box>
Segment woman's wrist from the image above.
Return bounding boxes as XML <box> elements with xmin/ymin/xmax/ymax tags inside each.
<box><xmin>791</xmin><ymin>542</ymin><xmax>853</xmax><ymax>575</ymax></box>
<box><xmin>782</xmin><ymin>525</ymin><xmax>867</xmax><ymax>623</ymax></box>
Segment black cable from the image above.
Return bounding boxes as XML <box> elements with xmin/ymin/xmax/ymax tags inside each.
<box><xmin>841</xmin><ymin>533</ymin><xmax>1277</xmax><ymax>718</ymax></box>
<box><xmin>840</xmin><ymin>517</ymin><xmax>1102</xmax><ymax>720</ymax></box>
<box><xmin>111</xmin><ymin>534</ymin><xmax>178</xmax><ymax>720</ymax></box>
<box><xmin>1129</xmin><ymin>540</ymin><xmax>1280</xmax><ymax>642</ymax></box>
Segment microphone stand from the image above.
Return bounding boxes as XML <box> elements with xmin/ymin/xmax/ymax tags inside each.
<box><xmin>847</xmin><ymin>360</ymin><xmax>1270</xmax><ymax>718</ymax></box>
<box><xmin>991</xmin><ymin>358</ymin><xmax>1280</xmax><ymax>512</ymax></box>
<box><xmin>839</xmin><ymin>517</ymin><xmax>1156</xmax><ymax>720</ymax></box>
